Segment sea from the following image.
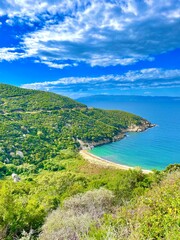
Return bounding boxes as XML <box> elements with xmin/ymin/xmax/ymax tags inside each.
<box><xmin>77</xmin><ymin>95</ymin><xmax>180</xmax><ymax>170</ymax></box>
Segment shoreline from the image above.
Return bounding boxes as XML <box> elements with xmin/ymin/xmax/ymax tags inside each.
<box><xmin>80</xmin><ymin>150</ymin><xmax>152</xmax><ymax>174</ymax></box>
<box><xmin>78</xmin><ymin>122</ymin><xmax>156</xmax><ymax>150</ymax></box>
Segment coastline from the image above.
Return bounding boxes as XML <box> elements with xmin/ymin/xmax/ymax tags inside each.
<box><xmin>80</xmin><ymin>150</ymin><xmax>152</xmax><ymax>174</ymax></box>
<box><xmin>79</xmin><ymin>121</ymin><xmax>155</xmax><ymax>174</ymax></box>
<box><xmin>78</xmin><ymin>121</ymin><xmax>156</xmax><ymax>150</ymax></box>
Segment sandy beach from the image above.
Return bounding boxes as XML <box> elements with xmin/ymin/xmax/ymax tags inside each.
<box><xmin>80</xmin><ymin>150</ymin><xmax>152</xmax><ymax>174</ymax></box>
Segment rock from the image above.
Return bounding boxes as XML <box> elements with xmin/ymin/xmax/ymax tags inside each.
<box><xmin>77</xmin><ymin>120</ymin><xmax>156</xmax><ymax>150</ymax></box>
<box><xmin>10</xmin><ymin>152</ymin><xmax>15</xmax><ymax>157</ymax></box>
<box><xmin>16</xmin><ymin>150</ymin><xmax>24</xmax><ymax>158</ymax></box>
<box><xmin>12</xmin><ymin>173</ymin><xmax>21</xmax><ymax>182</ymax></box>
<box><xmin>77</xmin><ymin>139</ymin><xmax>93</xmax><ymax>150</ymax></box>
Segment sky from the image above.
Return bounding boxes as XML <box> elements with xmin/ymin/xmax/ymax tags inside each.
<box><xmin>0</xmin><ymin>0</ymin><xmax>180</xmax><ymax>98</ymax></box>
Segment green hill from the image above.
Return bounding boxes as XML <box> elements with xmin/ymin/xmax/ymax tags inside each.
<box><xmin>0</xmin><ymin>83</ymin><xmax>152</xmax><ymax>172</ymax></box>
<box><xmin>1</xmin><ymin>83</ymin><xmax>177</xmax><ymax>240</ymax></box>
<box><xmin>0</xmin><ymin>83</ymin><xmax>85</xmax><ymax>111</ymax></box>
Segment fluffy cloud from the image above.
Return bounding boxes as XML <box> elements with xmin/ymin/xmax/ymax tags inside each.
<box><xmin>0</xmin><ymin>0</ymin><xmax>179</xmax><ymax>68</ymax></box>
<box><xmin>0</xmin><ymin>47</ymin><xmax>25</xmax><ymax>61</ymax></box>
<box><xmin>21</xmin><ymin>68</ymin><xmax>180</xmax><ymax>93</ymax></box>
<box><xmin>0</xmin><ymin>0</ymin><xmax>90</xmax><ymax>21</ymax></box>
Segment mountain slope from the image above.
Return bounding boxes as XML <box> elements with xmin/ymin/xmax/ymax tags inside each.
<box><xmin>0</xmin><ymin>83</ymin><xmax>85</xmax><ymax>112</ymax></box>
<box><xmin>1</xmin><ymin>84</ymin><xmax>179</xmax><ymax>240</ymax></box>
<box><xmin>0</xmin><ymin>84</ymin><xmax>152</xmax><ymax>174</ymax></box>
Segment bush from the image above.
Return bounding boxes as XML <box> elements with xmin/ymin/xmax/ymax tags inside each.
<box><xmin>39</xmin><ymin>188</ymin><xmax>114</xmax><ymax>240</ymax></box>
<box><xmin>164</xmin><ymin>163</ymin><xmax>180</xmax><ymax>173</ymax></box>
<box><xmin>92</xmin><ymin>171</ymin><xmax>180</xmax><ymax>240</ymax></box>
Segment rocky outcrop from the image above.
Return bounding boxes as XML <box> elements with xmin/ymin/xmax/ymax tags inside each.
<box><xmin>78</xmin><ymin>120</ymin><xmax>156</xmax><ymax>150</ymax></box>
<box><xmin>77</xmin><ymin>132</ymin><xmax>126</xmax><ymax>150</ymax></box>
<box><xmin>126</xmin><ymin>121</ymin><xmax>156</xmax><ymax>133</ymax></box>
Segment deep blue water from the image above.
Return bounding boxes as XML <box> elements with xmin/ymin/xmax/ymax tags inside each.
<box><xmin>77</xmin><ymin>96</ymin><xmax>180</xmax><ymax>170</ymax></box>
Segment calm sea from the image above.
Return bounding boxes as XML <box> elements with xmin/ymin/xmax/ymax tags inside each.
<box><xmin>77</xmin><ymin>96</ymin><xmax>180</xmax><ymax>170</ymax></box>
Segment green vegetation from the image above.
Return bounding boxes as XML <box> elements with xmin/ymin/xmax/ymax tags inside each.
<box><xmin>85</xmin><ymin>171</ymin><xmax>180</xmax><ymax>240</ymax></box>
<box><xmin>39</xmin><ymin>188</ymin><xmax>115</xmax><ymax>240</ymax></box>
<box><xmin>0</xmin><ymin>154</ymin><xmax>170</xmax><ymax>240</ymax></box>
<box><xmin>0</xmin><ymin>83</ymin><xmax>148</xmax><ymax>175</ymax></box>
<box><xmin>0</xmin><ymin>84</ymin><xmax>179</xmax><ymax>240</ymax></box>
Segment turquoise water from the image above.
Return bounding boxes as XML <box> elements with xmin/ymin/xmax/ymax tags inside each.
<box><xmin>78</xmin><ymin>96</ymin><xmax>180</xmax><ymax>170</ymax></box>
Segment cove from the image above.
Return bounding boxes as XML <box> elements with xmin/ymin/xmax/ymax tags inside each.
<box><xmin>78</xmin><ymin>96</ymin><xmax>180</xmax><ymax>170</ymax></box>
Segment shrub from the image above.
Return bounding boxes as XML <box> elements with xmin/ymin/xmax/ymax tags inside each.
<box><xmin>39</xmin><ymin>188</ymin><xmax>114</xmax><ymax>240</ymax></box>
<box><xmin>63</xmin><ymin>188</ymin><xmax>114</xmax><ymax>218</ymax></box>
<box><xmin>84</xmin><ymin>171</ymin><xmax>180</xmax><ymax>240</ymax></box>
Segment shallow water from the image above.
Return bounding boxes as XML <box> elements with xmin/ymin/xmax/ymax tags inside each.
<box><xmin>78</xmin><ymin>96</ymin><xmax>180</xmax><ymax>170</ymax></box>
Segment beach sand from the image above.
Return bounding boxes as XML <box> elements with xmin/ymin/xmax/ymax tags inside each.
<box><xmin>80</xmin><ymin>150</ymin><xmax>152</xmax><ymax>174</ymax></box>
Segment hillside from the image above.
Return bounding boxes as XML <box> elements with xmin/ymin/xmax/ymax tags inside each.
<box><xmin>0</xmin><ymin>84</ymin><xmax>180</xmax><ymax>240</ymax></box>
<box><xmin>0</xmin><ymin>84</ymin><xmax>179</xmax><ymax>240</ymax></box>
<box><xmin>39</xmin><ymin>170</ymin><xmax>180</xmax><ymax>240</ymax></box>
<box><xmin>0</xmin><ymin>84</ymin><xmax>153</xmax><ymax>175</ymax></box>
<box><xmin>0</xmin><ymin>83</ymin><xmax>85</xmax><ymax>111</ymax></box>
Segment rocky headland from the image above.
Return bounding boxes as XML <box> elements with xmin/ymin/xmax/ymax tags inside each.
<box><xmin>78</xmin><ymin>120</ymin><xmax>156</xmax><ymax>150</ymax></box>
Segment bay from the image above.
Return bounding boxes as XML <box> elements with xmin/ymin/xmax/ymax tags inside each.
<box><xmin>77</xmin><ymin>96</ymin><xmax>180</xmax><ymax>170</ymax></box>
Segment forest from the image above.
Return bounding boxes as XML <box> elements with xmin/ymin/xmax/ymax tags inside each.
<box><xmin>0</xmin><ymin>83</ymin><xmax>148</xmax><ymax>176</ymax></box>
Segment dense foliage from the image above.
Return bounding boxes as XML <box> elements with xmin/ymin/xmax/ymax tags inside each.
<box><xmin>85</xmin><ymin>171</ymin><xmax>180</xmax><ymax>240</ymax></box>
<box><xmin>0</xmin><ymin>84</ymin><xmax>146</xmax><ymax>175</ymax></box>
<box><xmin>39</xmin><ymin>188</ymin><xmax>115</xmax><ymax>240</ymax></box>
<box><xmin>0</xmin><ymin>152</ymin><xmax>170</xmax><ymax>240</ymax></box>
<box><xmin>0</xmin><ymin>84</ymin><xmax>179</xmax><ymax>240</ymax></box>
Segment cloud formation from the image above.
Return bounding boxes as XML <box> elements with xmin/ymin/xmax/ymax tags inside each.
<box><xmin>21</xmin><ymin>68</ymin><xmax>180</xmax><ymax>97</ymax></box>
<box><xmin>0</xmin><ymin>47</ymin><xmax>25</xmax><ymax>61</ymax></box>
<box><xmin>0</xmin><ymin>0</ymin><xmax>180</xmax><ymax>68</ymax></box>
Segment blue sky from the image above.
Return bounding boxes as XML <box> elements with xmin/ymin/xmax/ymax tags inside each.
<box><xmin>0</xmin><ymin>0</ymin><xmax>180</xmax><ymax>98</ymax></box>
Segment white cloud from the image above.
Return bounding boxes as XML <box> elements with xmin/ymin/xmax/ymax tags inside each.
<box><xmin>166</xmin><ymin>9</ymin><xmax>180</xmax><ymax>19</ymax></box>
<box><xmin>0</xmin><ymin>47</ymin><xmax>25</xmax><ymax>61</ymax></box>
<box><xmin>122</xmin><ymin>68</ymin><xmax>180</xmax><ymax>82</ymax></box>
<box><xmin>21</xmin><ymin>68</ymin><xmax>180</xmax><ymax>91</ymax></box>
<box><xmin>0</xmin><ymin>0</ymin><xmax>90</xmax><ymax>20</ymax></box>
<box><xmin>0</xmin><ymin>0</ymin><xmax>180</xmax><ymax>67</ymax></box>
<box><xmin>5</xmin><ymin>19</ymin><xmax>13</xmax><ymax>25</ymax></box>
<box><xmin>40</xmin><ymin>61</ymin><xmax>78</xmax><ymax>69</ymax></box>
